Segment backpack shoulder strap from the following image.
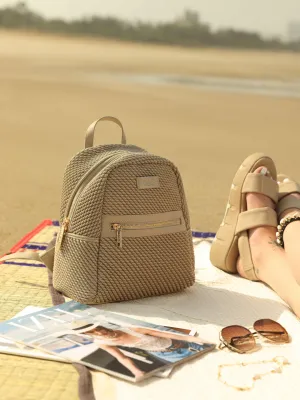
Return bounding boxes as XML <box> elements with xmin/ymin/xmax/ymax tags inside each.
<box><xmin>0</xmin><ymin>239</ymin><xmax>55</xmax><ymax>272</ymax></box>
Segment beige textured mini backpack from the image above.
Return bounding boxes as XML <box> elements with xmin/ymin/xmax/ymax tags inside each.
<box><xmin>4</xmin><ymin>117</ymin><xmax>195</xmax><ymax>304</ymax></box>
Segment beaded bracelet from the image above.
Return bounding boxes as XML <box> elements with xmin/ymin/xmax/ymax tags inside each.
<box><xmin>276</xmin><ymin>213</ymin><xmax>300</xmax><ymax>248</ymax></box>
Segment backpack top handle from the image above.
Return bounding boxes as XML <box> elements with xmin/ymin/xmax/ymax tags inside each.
<box><xmin>85</xmin><ymin>116</ymin><xmax>127</xmax><ymax>148</ymax></box>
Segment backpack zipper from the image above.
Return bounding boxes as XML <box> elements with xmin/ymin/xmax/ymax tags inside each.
<box><xmin>57</xmin><ymin>154</ymin><xmax>125</xmax><ymax>249</ymax></box>
<box><xmin>111</xmin><ymin>218</ymin><xmax>181</xmax><ymax>248</ymax></box>
<box><xmin>57</xmin><ymin>148</ymin><xmax>145</xmax><ymax>250</ymax></box>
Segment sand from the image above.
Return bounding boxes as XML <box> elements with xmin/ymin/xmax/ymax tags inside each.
<box><xmin>0</xmin><ymin>30</ymin><xmax>299</xmax><ymax>253</ymax></box>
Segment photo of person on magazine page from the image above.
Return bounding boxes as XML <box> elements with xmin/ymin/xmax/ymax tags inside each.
<box><xmin>32</xmin><ymin>321</ymin><xmax>213</xmax><ymax>380</ymax></box>
<box><xmin>76</xmin><ymin>323</ymin><xmax>210</xmax><ymax>363</ymax></box>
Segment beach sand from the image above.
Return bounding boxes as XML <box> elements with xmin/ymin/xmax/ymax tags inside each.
<box><xmin>0</xmin><ymin>30</ymin><xmax>299</xmax><ymax>252</ymax></box>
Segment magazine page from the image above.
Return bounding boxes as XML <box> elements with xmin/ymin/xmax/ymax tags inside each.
<box><xmin>0</xmin><ymin>306</ymin><xmax>64</xmax><ymax>363</ymax></box>
<box><xmin>0</xmin><ymin>306</ymin><xmax>197</xmax><ymax>378</ymax></box>
<box><xmin>0</xmin><ymin>301</ymin><xmax>215</xmax><ymax>383</ymax></box>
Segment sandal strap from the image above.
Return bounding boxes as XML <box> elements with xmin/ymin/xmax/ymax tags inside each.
<box><xmin>278</xmin><ymin>180</ymin><xmax>300</xmax><ymax>200</ymax></box>
<box><xmin>236</xmin><ymin>207</ymin><xmax>277</xmax><ymax>234</ymax></box>
<box><xmin>277</xmin><ymin>196</ymin><xmax>300</xmax><ymax>218</ymax></box>
<box><xmin>242</xmin><ymin>173</ymin><xmax>278</xmax><ymax>203</ymax></box>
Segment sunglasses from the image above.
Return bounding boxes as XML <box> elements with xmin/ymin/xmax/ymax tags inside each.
<box><xmin>219</xmin><ymin>319</ymin><xmax>289</xmax><ymax>353</ymax></box>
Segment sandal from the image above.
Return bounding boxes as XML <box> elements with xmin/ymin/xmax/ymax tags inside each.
<box><xmin>277</xmin><ymin>174</ymin><xmax>300</xmax><ymax>218</ymax></box>
<box><xmin>210</xmin><ymin>153</ymin><xmax>278</xmax><ymax>281</ymax></box>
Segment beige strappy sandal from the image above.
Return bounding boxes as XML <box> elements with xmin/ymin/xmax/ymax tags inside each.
<box><xmin>210</xmin><ymin>153</ymin><xmax>278</xmax><ymax>281</ymax></box>
<box><xmin>277</xmin><ymin>174</ymin><xmax>300</xmax><ymax>218</ymax></box>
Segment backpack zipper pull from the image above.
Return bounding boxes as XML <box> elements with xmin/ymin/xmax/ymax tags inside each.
<box><xmin>57</xmin><ymin>218</ymin><xmax>70</xmax><ymax>250</ymax></box>
<box><xmin>112</xmin><ymin>223</ymin><xmax>123</xmax><ymax>248</ymax></box>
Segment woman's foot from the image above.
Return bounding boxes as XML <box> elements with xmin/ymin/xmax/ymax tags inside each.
<box><xmin>237</xmin><ymin>167</ymin><xmax>282</xmax><ymax>280</ymax></box>
<box><xmin>234</xmin><ymin>170</ymin><xmax>300</xmax><ymax>319</ymax></box>
<box><xmin>277</xmin><ymin>178</ymin><xmax>300</xmax><ymax>285</ymax></box>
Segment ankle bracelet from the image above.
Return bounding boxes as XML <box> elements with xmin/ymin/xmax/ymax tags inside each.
<box><xmin>276</xmin><ymin>213</ymin><xmax>300</xmax><ymax>248</ymax></box>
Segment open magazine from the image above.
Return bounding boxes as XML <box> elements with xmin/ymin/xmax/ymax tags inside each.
<box><xmin>0</xmin><ymin>306</ymin><xmax>198</xmax><ymax>378</ymax></box>
<box><xmin>0</xmin><ymin>301</ymin><xmax>215</xmax><ymax>382</ymax></box>
<box><xmin>0</xmin><ymin>307</ymin><xmax>62</xmax><ymax>362</ymax></box>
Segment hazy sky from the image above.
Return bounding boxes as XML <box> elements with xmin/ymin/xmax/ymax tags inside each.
<box><xmin>0</xmin><ymin>0</ymin><xmax>299</xmax><ymax>38</ymax></box>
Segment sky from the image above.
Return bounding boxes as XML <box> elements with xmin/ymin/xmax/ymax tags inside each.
<box><xmin>0</xmin><ymin>0</ymin><xmax>299</xmax><ymax>39</ymax></box>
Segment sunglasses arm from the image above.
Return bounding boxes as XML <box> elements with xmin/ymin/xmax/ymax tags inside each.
<box><xmin>218</xmin><ymin>333</ymin><xmax>226</xmax><ymax>350</ymax></box>
<box><xmin>218</xmin><ymin>342</ymin><xmax>226</xmax><ymax>350</ymax></box>
<box><xmin>219</xmin><ymin>333</ymin><xmax>246</xmax><ymax>354</ymax></box>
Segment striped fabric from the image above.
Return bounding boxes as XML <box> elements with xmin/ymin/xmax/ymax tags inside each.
<box><xmin>1</xmin><ymin>220</ymin><xmax>60</xmax><ymax>267</ymax></box>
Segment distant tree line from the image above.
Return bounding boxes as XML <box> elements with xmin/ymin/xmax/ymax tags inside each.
<box><xmin>0</xmin><ymin>2</ymin><xmax>299</xmax><ymax>52</ymax></box>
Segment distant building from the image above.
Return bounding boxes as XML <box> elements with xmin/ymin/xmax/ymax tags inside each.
<box><xmin>288</xmin><ymin>21</ymin><xmax>300</xmax><ymax>42</ymax></box>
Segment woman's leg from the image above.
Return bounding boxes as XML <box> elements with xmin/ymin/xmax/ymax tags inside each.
<box><xmin>278</xmin><ymin>193</ymin><xmax>300</xmax><ymax>284</ymax></box>
<box><xmin>237</xmin><ymin>168</ymin><xmax>300</xmax><ymax>318</ymax></box>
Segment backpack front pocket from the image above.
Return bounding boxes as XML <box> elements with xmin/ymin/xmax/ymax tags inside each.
<box><xmin>101</xmin><ymin>211</ymin><xmax>186</xmax><ymax>248</ymax></box>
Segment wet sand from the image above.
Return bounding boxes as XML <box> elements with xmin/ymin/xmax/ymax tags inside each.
<box><xmin>0</xmin><ymin>31</ymin><xmax>300</xmax><ymax>252</ymax></box>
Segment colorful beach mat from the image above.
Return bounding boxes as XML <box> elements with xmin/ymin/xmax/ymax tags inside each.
<box><xmin>1</xmin><ymin>220</ymin><xmax>60</xmax><ymax>267</ymax></box>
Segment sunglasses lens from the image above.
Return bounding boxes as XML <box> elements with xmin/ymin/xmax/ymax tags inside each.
<box><xmin>253</xmin><ymin>319</ymin><xmax>289</xmax><ymax>343</ymax></box>
<box><xmin>221</xmin><ymin>325</ymin><xmax>255</xmax><ymax>353</ymax></box>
